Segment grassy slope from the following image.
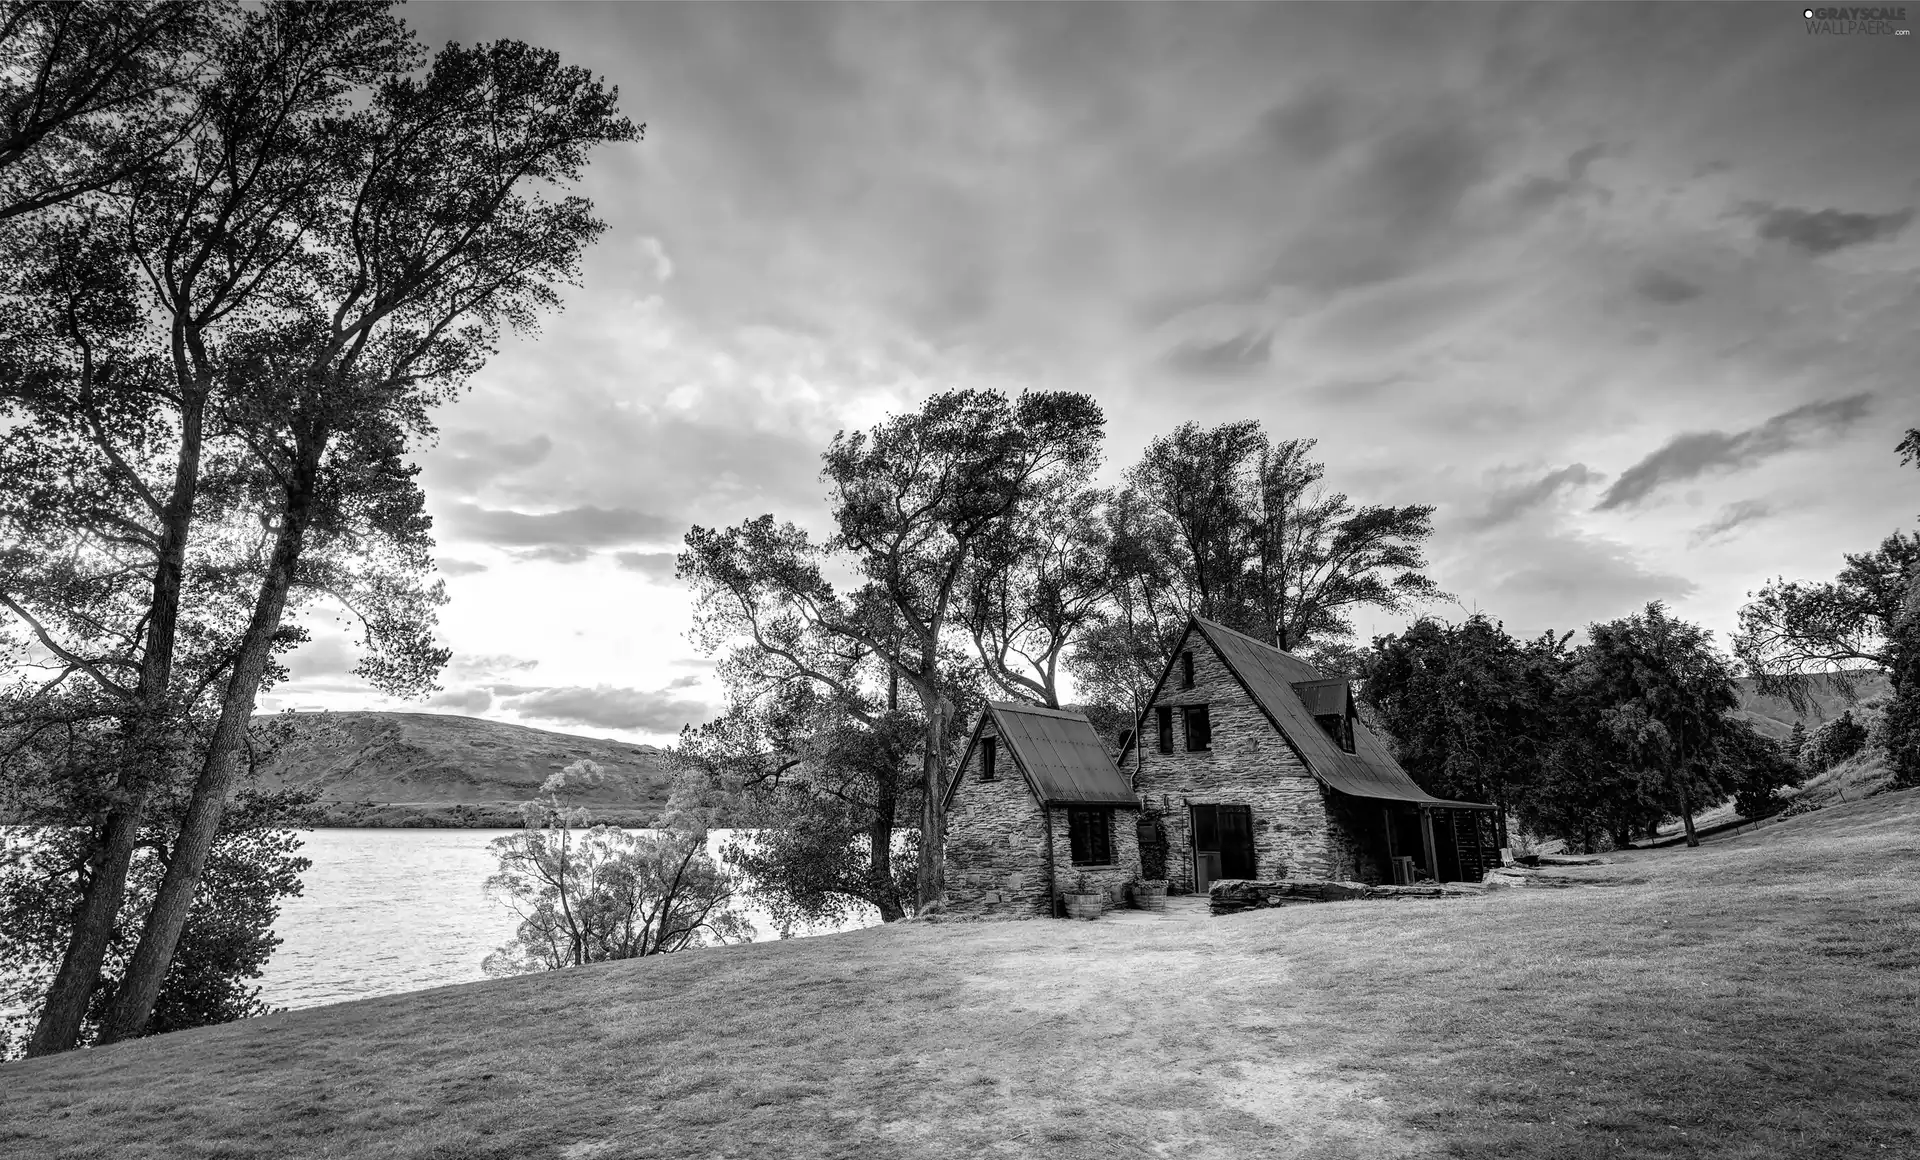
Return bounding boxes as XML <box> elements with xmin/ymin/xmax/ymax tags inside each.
<box><xmin>4</xmin><ymin>791</ymin><xmax>1917</xmax><ymax>1160</ymax></box>
<box><xmin>251</xmin><ymin>711</ymin><xmax>676</xmax><ymax>826</ymax></box>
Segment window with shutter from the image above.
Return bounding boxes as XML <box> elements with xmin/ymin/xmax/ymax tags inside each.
<box><xmin>1068</xmin><ymin>807</ymin><xmax>1114</xmax><ymax>865</ymax></box>
<box><xmin>1156</xmin><ymin>705</ymin><xmax>1173</xmax><ymax>753</ymax></box>
<box><xmin>1184</xmin><ymin>704</ymin><xmax>1211</xmax><ymax>751</ymax></box>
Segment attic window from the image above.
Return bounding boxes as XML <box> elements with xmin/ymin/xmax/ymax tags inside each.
<box><xmin>1184</xmin><ymin>704</ymin><xmax>1212</xmax><ymax>752</ymax></box>
<box><xmin>1180</xmin><ymin>650</ymin><xmax>1194</xmax><ymax>689</ymax></box>
<box><xmin>981</xmin><ymin>735</ymin><xmax>997</xmax><ymax>780</ymax></box>
<box><xmin>1316</xmin><ymin>713</ymin><xmax>1355</xmax><ymax>755</ymax></box>
<box><xmin>1295</xmin><ymin>678</ymin><xmax>1358</xmax><ymax>755</ymax></box>
<box><xmin>1156</xmin><ymin>706</ymin><xmax>1173</xmax><ymax>753</ymax></box>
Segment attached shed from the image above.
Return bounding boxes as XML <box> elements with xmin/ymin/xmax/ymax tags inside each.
<box><xmin>944</xmin><ymin>701</ymin><xmax>1142</xmax><ymax>917</ymax></box>
<box><xmin>1121</xmin><ymin>616</ymin><xmax>1498</xmax><ymax>892</ymax></box>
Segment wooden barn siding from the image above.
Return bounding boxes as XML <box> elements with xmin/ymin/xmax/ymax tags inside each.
<box><xmin>1132</xmin><ymin>628</ymin><xmax>1374</xmax><ymax>893</ymax></box>
<box><xmin>944</xmin><ymin>721</ymin><xmax>1057</xmax><ymax>916</ymax></box>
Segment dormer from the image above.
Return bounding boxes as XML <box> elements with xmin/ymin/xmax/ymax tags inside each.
<box><xmin>1292</xmin><ymin>677</ymin><xmax>1357</xmax><ymax>755</ymax></box>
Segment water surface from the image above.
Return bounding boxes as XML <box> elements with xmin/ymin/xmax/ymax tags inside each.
<box><xmin>260</xmin><ymin>828</ymin><xmax>873</xmax><ymax>1010</ymax></box>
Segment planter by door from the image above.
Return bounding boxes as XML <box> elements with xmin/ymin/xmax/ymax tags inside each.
<box><xmin>1134</xmin><ymin>882</ymin><xmax>1169</xmax><ymax>912</ymax></box>
<box><xmin>1063</xmin><ymin>892</ymin><xmax>1104</xmax><ymax>921</ymax></box>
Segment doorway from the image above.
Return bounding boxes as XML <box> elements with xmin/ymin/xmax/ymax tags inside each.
<box><xmin>1190</xmin><ymin>803</ymin><xmax>1255</xmax><ymax>890</ymax></box>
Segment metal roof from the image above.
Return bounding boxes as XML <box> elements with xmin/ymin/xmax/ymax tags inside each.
<box><xmin>1131</xmin><ymin>617</ymin><xmax>1494</xmax><ymax>811</ymax></box>
<box><xmin>950</xmin><ymin>702</ymin><xmax>1139</xmax><ymax>809</ymax></box>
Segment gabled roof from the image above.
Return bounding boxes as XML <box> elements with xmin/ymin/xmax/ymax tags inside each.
<box><xmin>1125</xmin><ymin>616</ymin><xmax>1494</xmax><ymax>811</ymax></box>
<box><xmin>947</xmin><ymin>702</ymin><xmax>1139</xmax><ymax>810</ymax></box>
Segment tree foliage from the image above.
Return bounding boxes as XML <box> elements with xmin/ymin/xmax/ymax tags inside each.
<box><xmin>1106</xmin><ymin>423</ymin><xmax>1443</xmax><ymax>680</ymax></box>
<box><xmin>1734</xmin><ymin>531</ymin><xmax>1915</xmax><ymax>709</ymax></box>
<box><xmin>0</xmin><ymin>0</ymin><xmax>635</xmax><ymax>1053</ymax></box>
<box><xmin>482</xmin><ymin>762</ymin><xmax>749</xmax><ymax>976</ymax></box>
<box><xmin>680</xmin><ymin>389</ymin><xmax>1103</xmax><ymax>908</ymax></box>
<box><xmin>1359</xmin><ymin>615</ymin><xmax>1563</xmax><ymax>835</ymax></box>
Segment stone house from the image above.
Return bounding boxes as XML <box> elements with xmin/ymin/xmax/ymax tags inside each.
<box><xmin>1120</xmin><ymin>616</ymin><xmax>1498</xmax><ymax>893</ymax></box>
<box><xmin>942</xmin><ymin>701</ymin><xmax>1142</xmax><ymax>917</ymax></box>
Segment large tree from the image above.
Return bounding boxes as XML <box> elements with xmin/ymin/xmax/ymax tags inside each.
<box><xmin>2</xmin><ymin>0</ymin><xmax>635</xmax><ymax>1054</ymax></box>
<box><xmin>1734</xmin><ymin>531</ymin><xmax>1916</xmax><ymax>709</ymax></box>
<box><xmin>680</xmin><ymin>390</ymin><xmax>1104</xmax><ymax>908</ymax></box>
<box><xmin>1359</xmin><ymin>615</ymin><xmax>1562</xmax><ymax>845</ymax></box>
<box><xmin>97</xmin><ymin>11</ymin><xmax>636</xmax><ymax>1044</ymax></box>
<box><xmin>1579</xmin><ymin>602</ymin><xmax>1743</xmax><ymax>848</ymax></box>
<box><xmin>1119</xmin><ymin>422</ymin><xmax>1443</xmax><ymax>652</ymax></box>
<box><xmin>673</xmin><ymin>628</ymin><xmax>929</xmax><ymax>926</ymax></box>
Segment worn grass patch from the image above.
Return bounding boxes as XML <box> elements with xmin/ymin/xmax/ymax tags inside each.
<box><xmin>3</xmin><ymin>790</ymin><xmax>1917</xmax><ymax>1159</ymax></box>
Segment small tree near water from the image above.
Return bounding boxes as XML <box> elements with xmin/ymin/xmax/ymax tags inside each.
<box><xmin>481</xmin><ymin>761</ymin><xmax>750</xmax><ymax>976</ymax></box>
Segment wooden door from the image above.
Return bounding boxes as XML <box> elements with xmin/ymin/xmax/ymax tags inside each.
<box><xmin>1191</xmin><ymin>803</ymin><xmax>1256</xmax><ymax>884</ymax></box>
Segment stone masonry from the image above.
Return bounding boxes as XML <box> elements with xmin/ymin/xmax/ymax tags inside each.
<box><xmin>1045</xmin><ymin>802</ymin><xmax>1142</xmax><ymax>912</ymax></box>
<box><xmin>943</xmin><ymin>719</ymin><xmax>1058</xmax><ymax>917</ymax></box>
<box><xmin>1130</xmin><ymin>626</ymin><xmax>1370</xmax><ymax>893</ymax></box>
<box><xmin>944</xmin><ymin>717</ymin><xmax>1143</xmax><ymax>917</ymax></box>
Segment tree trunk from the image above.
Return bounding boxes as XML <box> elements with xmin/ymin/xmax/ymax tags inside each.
<box><xmin>98</xmin><ymin>438</ymin><xmax>321</xmax><ymax>1043</ymax></box>
<box><xmin>1676</xmin><ymin>724</ymin><xmax>1699</xmax><ymax>848</ymax></box>
<box><xmin>26</xmin><ymin>393</ymin><xmax>206</xmax><ymax>1058</ymax></box>
<box><xmin>917</xmin><ymin>694</ymin><xmax>950</xmax><ymax>909</ymax></box>
<box><xmin>869</xmin><ymin>775</ymin><xmax>904</xmax><ymax>923</ymax></box>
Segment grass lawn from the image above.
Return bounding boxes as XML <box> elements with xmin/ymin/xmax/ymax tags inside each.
<box><xmin>4</xmin><ymin>790</ymin><xmax>1917</xmax><ymax>1160</ymax></box>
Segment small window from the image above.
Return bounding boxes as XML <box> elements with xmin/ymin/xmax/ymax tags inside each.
<box><xmin>1184</xmin><ymin>704</ymin><xmax>1212</xmax><ymax>751</ymax></box>
<box><xmin>1156</xmin><ymin>706</ymin><xmax>1173</xmax><ymax>753</ymax></box>
<box><xmin>1314</xmin><ymin>714</ymin><xmax>1353</xmax><ymax>753</ymax></box>
<box><xmin>1116</xmin><ymin>728</ymin><xmax>1134</xmax><ymax>754</ymax></box>
<box><xmin>981</xmin><ymin>735</ymin><xmax>997</xmax><ymax>780</ymax></box>
<box><xmin>1068</xmin><ymin>807</ymin><xmax>1114</xmax><ymax>865</ymax></box>
<box><xmin>1180</xmin><ymin>650</ymin><xmax>1194</xmax><ymax>689</ymax></box>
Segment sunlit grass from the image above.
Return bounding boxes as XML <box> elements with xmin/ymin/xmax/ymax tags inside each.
<box><xmin>3</xmin><ymin>790</ymin><xmax>1917</xmax><ymax>1159</ymax></box>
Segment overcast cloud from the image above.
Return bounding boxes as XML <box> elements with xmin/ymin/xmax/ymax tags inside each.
<box><xmin>254</xmin><ymin>3</ymin><xmax>1920</xmax><ymax>743</ymax></box>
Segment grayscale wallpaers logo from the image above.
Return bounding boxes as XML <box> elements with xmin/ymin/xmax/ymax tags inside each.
<box><xmin>1803</xmin><ymin>6</ymin><xmax>1911</xmax><ymax>33</ymax></box>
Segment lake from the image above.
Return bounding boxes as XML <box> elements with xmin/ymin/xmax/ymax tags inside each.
<box><xmin>258</xmin><ymin>828</ymin><xmax>875</xmax><ymax>1011</ymax></box>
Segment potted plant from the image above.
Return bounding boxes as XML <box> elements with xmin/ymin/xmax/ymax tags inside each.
<box><xmin>1061</xmin><ymin>872</ymin><xmax>1105</xmax><ymax>920</ymax></box>
<box><xmin>1131</xmin><ymin>877</ymin><xmax>1169</xmax><ymax>912</ymax></box>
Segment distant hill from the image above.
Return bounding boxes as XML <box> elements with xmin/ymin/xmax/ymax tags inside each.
<box><xmin>1730</xmin><ymin>670</ymin><xmax>1891</xmax><ymax>742</ymax></box>
<box><xmin>249</xmin><ymin>711</ymin><xmax>679</xmax><ymax>827</ymax></box>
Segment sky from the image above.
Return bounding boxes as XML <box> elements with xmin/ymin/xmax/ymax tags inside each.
<box><xmin>261</xmin><ymin>2</ymin><xmax>1920</xmax><ymax>745</ymax></box>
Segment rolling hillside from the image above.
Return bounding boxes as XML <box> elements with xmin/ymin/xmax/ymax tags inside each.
<box><xmin>249</xmin><ymin>711</ymin><xmax>678</xmax><ymax>827</ymax></box>
<box><xmin>1729</xmin><ymin>669</ymin><xmax>1889</xmax><ymax>742</ymax></box>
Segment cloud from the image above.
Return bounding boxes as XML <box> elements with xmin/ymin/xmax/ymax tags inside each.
<box><xmin>436</xmin><ymin>558</ymin><xmax>489</xmax><ymax>577</ymax></box>
<box><xmin>1596</xmin><ymin>393</ymin><xmax>1874</xmax><ymax>510</ymax></box>
<box><xmin>1689</xmin><ymin>499</ymin><xmax>1774</xmax><ymax>547</ymax></box>
<box><xmin>446</xmin><ymin>653</ymin><xmax>539</xmax><ymax>681</ymax></box>
<box><xmin>1632</xmin><ymin>269</ymin><xmax>1701</xmax><ymax>304</ymax></box>
<box><xmin>1164</xmin><ymin>330</ymin><xmax>1273</xmax><ymax>376</ymax></box>
<box><xmin>1480</xmin><ymin>532</ymin><xmax>1698</xmax><ymax>635</ymax></box>
<box><xmin>1465</xmin><ymin>463</ymin><xmax>1604</xmax><ymax>530</ymax></box>
<box><xmin>613</xmin><ymin>550</ymin><xmax>681</xmax><ymax>580</ymax></box>
<box><xmin>499</xmin><ymin>685</ymin><xmax>711</xmax><ymax>733</ymax></box>
<box><xmin>1273</xmin><ymin>112</ymin><xmax>1494</xmax><ymax>295</ymax></box>
<box><xmin>430</xmin><ymin>432</ymin><xmax>554</xmax><ymax>494</ymax></box>
<box><xmin>511</xmin><ymin>545</ymin><xmax>595</xmax><ymax>565</ymax></box>
<box><xmin>1749</xmin><ymin>204</ymin><xmax>1914</xmax><ymax>256</ymax></box>
<box><xmin>1257</xmin><ymin>85</ymin><xmax>1355</xmax><ymax>163</ymax></box>
<box><xmin>425</xmin><ymin>687</ymin><xmax>494</xmax><ymax>713</ymax></box>
<box><xmin>441</xmin><ymin>503</ymin><xmax>680</xmax><ymax>550</ymax></box>
<box><xmin>665</xmin><ymin>675</ymin><xmax>701</xmax><ymax>690</ymax></box>
<box><xmin>287</xmin><ymin>635</ymin><xmax>356</xmax><ymax>680</ymax></box>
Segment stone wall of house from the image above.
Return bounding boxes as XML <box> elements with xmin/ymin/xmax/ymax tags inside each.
<box><xmin>1046</xmin><ymin>803</ymin><xmax>1142</xmax><ymax>913</ymax></box>
<box><xmin>1131</xmin><ymin>628</ymin><xmax>1364</xmax><ymax>893</ymax></box>
<box><xmin>943</xmin><ymin>720</ymin><xmax>1055</xmax><ymax>917</ymax></box>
